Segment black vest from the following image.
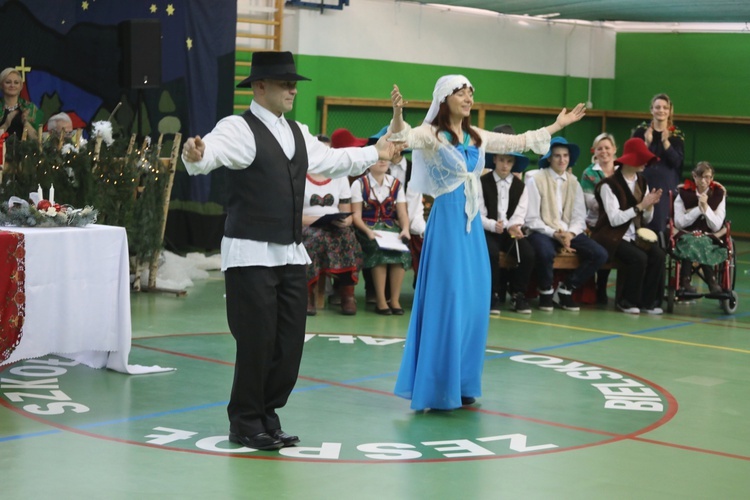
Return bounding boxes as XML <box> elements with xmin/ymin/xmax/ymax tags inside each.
<box><xmin>591</xmin><ymin>169</ymin><xmax>647</xmax><ymax>258</ymax></box>
<box><xmin>480</xmin><ymin>173</ymin><xmax>524</xmax><ymax>221</ymax></box>
<box><xmin>224</xmin><ymin>110</ymin><xmax>308</xmax><ymax>244</ymax></box>
<box><xmin>677</xmin><ymin>183</ymin><xmax>725</xmax><ymax>233</ymax></box>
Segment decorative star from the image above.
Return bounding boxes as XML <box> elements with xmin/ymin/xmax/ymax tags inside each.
<box><xmin>81</xmin><ymin>1</ymin><xmax>89</xmax><ymax>11</ymax></box>
<box><xmin>186</xmin><ymin>38</ymin><xmax>193</xmax><ymax>50</ymax></box>
<box><xmin>166</xmin><ymin>4</ymin><xmax>175</xmax><ymax>16</ymax></box>
<box><xmin>150</xmin><ymin>4</ymin><xmax>157</xmax><ymax>13</ymax></box>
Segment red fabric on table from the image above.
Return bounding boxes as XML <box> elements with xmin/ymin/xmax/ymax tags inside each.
<box><xmin>0</xmin><ymin>230</ymin><xmax>26</xmax><ymax>362</ymax></box>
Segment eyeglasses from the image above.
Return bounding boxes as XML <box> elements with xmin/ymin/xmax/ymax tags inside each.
<box><xmin>271</xmin><ymin>80</ymin><xmax>297</xmax><ymax>90</ymax></box>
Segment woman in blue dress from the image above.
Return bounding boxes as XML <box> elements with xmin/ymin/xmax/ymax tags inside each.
<box><xmin>390</xmin><ymin>75</ymin><xmax>586</xmax><ymax>411</ymax></box>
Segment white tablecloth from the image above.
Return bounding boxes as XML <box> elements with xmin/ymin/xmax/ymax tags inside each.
<box><xmin>0</xmin><ymin>225</ymin><xmax>171</xmax><ymax>374</ymax></box>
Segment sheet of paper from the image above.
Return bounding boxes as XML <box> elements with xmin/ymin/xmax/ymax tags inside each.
<box><xmin>373</xmin><ymin>229</ymin><xmax>410</xmax><ymax>252</ymax></box>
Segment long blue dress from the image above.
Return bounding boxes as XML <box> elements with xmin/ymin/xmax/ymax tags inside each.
<box><xmin>394</xmin><ymin>144</ymin><xmax>491</xmax><ymax>410</ymax></box>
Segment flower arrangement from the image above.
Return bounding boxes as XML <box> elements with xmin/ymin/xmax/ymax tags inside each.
<box><xmin>0</xmin><ymin>199</ymin><xmax>98</xmax><ymax>227</ymax></box>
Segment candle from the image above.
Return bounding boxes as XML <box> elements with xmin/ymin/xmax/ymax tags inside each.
<box><xmin>49</xmin><ymin>184</ymin><xmax>55</xmax><ymax>204</ymax></box>
<box><xmin>37</xmin><ymin>184</ymin><xmax>43</xmax><ymax>201</ymax></box>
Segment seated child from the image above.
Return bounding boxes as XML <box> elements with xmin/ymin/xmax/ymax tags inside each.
<box><xmin>302</xmin><ymin>171</ymin><xmax>362</xmax><ymax>316</ymax></box>
<box><xmin>673</xmin><ymin>161</ymin><xmax>727</xmax><ymax>294</ymax></box>
<box><xmin>479</xmin><ymin>124</ymin><xmax>535</xmax><ymax>315</ymax></box>
<box><xmin>351</xmin><ymin>159</ymin><xmax>411</xmax><ymax>315</ymax></box>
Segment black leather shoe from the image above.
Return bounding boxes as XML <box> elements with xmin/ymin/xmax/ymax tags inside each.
<box><xmin>375</xmin><ymin>307</ymin><xmax>392</xmax><ymax>315</ymax></box>
<box><xmin>390</xmin><ymin>307</ymin><xmax>404</xmax><ymax>315</ymax></box>
<box><xmin>269</xmin><ymin>429</ymin><xmax>300</xmax><ymax>447</ymax></box>
<box><xmin>228</xmin><ymin>431</ymin><xmax>283</xmax><ymax>450</ymax></box>
<box><xmin>461</xmin><ymin>396</ymin><xmax>476</xmax><ymax>405</ymax></box>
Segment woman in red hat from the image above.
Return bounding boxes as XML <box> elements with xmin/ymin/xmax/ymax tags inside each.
<box><xmin>591</xmin><ymin>138</ymin><xmax>665</xmax><ymax>314</ymax></box>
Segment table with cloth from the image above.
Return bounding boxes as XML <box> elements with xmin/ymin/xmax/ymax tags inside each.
<box><xmin>0</xmin><ymin>225</ymin><xmax>171</xmax><ymax>374</ymax></box>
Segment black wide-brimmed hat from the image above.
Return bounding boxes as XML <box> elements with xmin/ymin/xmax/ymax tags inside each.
<box><xmin>236</xmin><ymin>51</ymin><xmax>311</xmax><ymax>88</ymax></box>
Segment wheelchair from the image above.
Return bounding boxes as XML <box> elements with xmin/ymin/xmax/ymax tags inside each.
<box><xmin>665</xmin><ymin>210</ymin><xmax>738</xmax><ymax>314</ymax></box>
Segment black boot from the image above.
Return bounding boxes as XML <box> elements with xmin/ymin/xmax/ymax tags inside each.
<box><xmin>702</xmin><ymin>266</ymin><xmax>722</xmax><ymax>294</ymax></box>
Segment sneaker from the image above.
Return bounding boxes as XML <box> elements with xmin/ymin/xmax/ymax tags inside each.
<box><xmin>556</xmin><ymin>284</ymin><xmax>580</xmax><ymax>311</ymax></box>
<box><xmin>538</xmin><ymin>289</ymin><xmax>554</xmax><ymax>311</ymax></box>
<box><xmin>642</xmin><ymin>307</ymin><xmax>663</xmax><ymax>315</ymax></box>
<box><xmin>511</xmin><ymin>293</ymin><xmax>532</xmax><ymax>314</ymax></box>
<box><xmin>490</xmin><ymin>299</ymin><xmax>502</xmax><ymax>316</ymax></box>
<box><xmin>616</xmin><ymin>300</ymin><xmax>640</xmax><ymax>314</ymax></box>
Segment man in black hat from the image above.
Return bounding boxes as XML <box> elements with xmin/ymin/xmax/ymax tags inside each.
<box><xmin>182</xmin><ymin>51</ymin><xmax>401</xmax><ymax>451</ymax></box>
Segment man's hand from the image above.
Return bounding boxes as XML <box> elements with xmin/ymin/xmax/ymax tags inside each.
<box><xmin>182</xmin><ymin>135</ymin><xmax>205</xmax><ymax>162</ymax></box>
<box><xmin>553</xmin><ymin>230</ymin><xmax>575</xmax><ymax>251</ymax></box>
<box><xmin>507</xmin><ymin>224</ymin><xmax>524</xmax><ymax>239</ymax></box>
<box><xmin>494</xmin><ymin>220</ymin><xmax>505</xmax><ymax>233</ymax></box>
<box><xmin>375</xmin><ymin>131</ymin><xmax>407</xmax><ymax>161</ymax></box>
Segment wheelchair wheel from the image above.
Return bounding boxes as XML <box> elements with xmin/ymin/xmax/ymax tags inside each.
<box><xmin>721</xmin><ymin>290</ymin><xmax>738</xmax><ymax>315</ymax></box>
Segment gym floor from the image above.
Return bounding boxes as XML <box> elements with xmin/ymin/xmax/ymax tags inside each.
<box><xmin>2</xmin><ymin>242</ymin><xmax>749</xmax><ymax>499</ymax></box>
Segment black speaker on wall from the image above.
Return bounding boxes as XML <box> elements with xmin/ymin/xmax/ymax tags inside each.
<box><xmin>119</xmin><ymin>19</ymin><xmax>162</xmax><ymax>89</ymax></box>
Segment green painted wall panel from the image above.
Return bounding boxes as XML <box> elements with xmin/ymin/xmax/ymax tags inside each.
<box><xmin>615</xmin><ymin>33</ymin><xmax>750</xmax><ymax>116</ymax></box>
<box><xmin>290</xmin><ymin>55</ymin><xmax>599</xmax><ymax>134</ymax></box>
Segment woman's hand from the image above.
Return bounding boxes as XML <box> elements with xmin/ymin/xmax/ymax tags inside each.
<box><xmin>644</xmin><ymin>125</ymin><xmax>654</xmax><ymax>145</ymax></box>
<box><xmin>391</xmin><ymin>85</ymin><xmax>406</xmax><ymax>115</ymax></box>
<box><xmin>399</xmin><ymin>229</ymin><xmax>411</xmax><ymax>242</ymax></box>
<box><xmin>332</xmin><ymin>215</ymin><xmax>352</xmax><ymax>228</ymax></box>
<box><xmin>554</xmin><ymin>103</ymin><xmax>587</xmax><ymax>129</ymax></box>
<box><xmin>546</xmin><ymin>103</ymin><xmax>586</xmax><ymax>135</ymax></box>
<box><xmin>390</xmin><ymin>84</ymin><xmax>407</xmax><ymax>135</ymax></box>
<box><xmin>1</xmin><ymin>109</ymin><xmax>18</xmax><ymax>130</ymax></box>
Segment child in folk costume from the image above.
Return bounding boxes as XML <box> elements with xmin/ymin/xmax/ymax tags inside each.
<box><xmin>351</xmin><ymin>159</ymin><xmax>411</xmax><ymax>315</ymax></box>
<box><xmin>673</xmin><ymin>161</ymin><xmax>727</xmax><ymax>294</ymax></box>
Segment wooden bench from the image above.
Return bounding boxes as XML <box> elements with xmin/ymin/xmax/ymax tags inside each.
<box><xmin>499</xmin><ymin>251</ymin><xmax>618</xmax><ymax>303</ymax></box>
<box><xmin>499</xmin><ymin>251</ymin><xmax>612</xmax><ymax>270</ymax></box>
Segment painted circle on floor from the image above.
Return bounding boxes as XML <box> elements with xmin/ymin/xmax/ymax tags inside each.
<box><xmin>0</xmin><ymin>332</ymin><xmax>676</xmax><ymax>462</ymax></box>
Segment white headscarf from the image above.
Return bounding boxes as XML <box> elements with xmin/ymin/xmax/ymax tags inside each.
<box><xmin>423</xmin><ymin>75</ymin><xmax>474</xmax><ymax>125</ymax></box>
<box><xmin>411</xmin><ymin>74</ymin><xmax>482</xmax><ymax>232</ymax></box>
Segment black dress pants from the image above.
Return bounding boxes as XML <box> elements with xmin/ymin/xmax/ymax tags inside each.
<box><xmin>224</xmin><ymin>264</ymin><xmax>307</xmax><ymax>436</ymax></box>
<box><xmin>485</xmin><ymin>231</ymin><xmax>535</xmax><ymax>297</ymax></box>
<box><xmin>614</xmin><ymin>239</ymin><xmax>666</xmax><ymax>308</ymax></box>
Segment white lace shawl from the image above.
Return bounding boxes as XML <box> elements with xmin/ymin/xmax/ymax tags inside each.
<box><xmin>390</xmin><ymin>124</ymin><xmax>552</xmax><ymax>232</ymax></box>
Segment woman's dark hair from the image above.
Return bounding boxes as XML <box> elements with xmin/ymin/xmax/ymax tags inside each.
<box><xmin>316</xmin><ymin>134</ymin><xmax>331</xmax><ymax>144</ymax></box>
<box><xmin>430</xmin><ymin>85</ymin><xmax>482</xmax><ymax>147</ymax></box>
